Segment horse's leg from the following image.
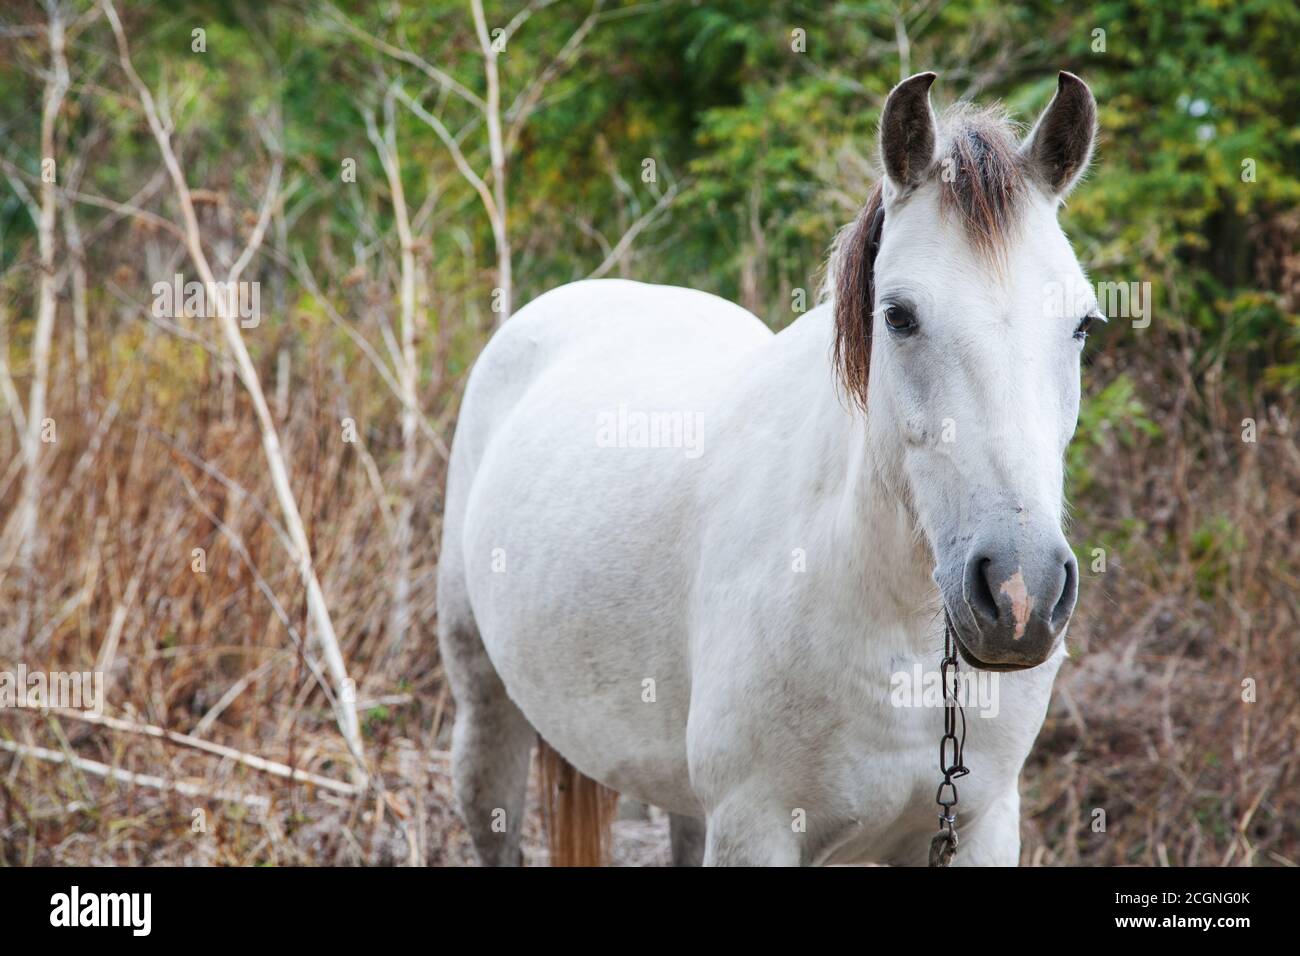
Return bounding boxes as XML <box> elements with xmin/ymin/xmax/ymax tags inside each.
<box><xmin>949</xmin><ymin>787</ymin><xmax>1021</xmax><ymax>867</ymax></box>
<box><xmin>438</xmin><ymin>559</ymin><xmax>535</xmax><ymax>866</ymax></box>
<box><xmin>701</xmin><ymin>793</ymin><xmax>802</xmax><ymax>866</ymax></box>
<box><xmin>669</xmin><ymin>813</ymin><xmax>706</xmax><ymax>866</ymax></box>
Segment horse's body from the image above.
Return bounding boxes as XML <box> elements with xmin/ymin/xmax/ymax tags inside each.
<box><xmin>438</xmin><ymin>72</ymin><xmax>1099</xmax><ymax>865</ymax></box>
<box><xmin>441</xmin><ymin>279</ymin><xmax>1060</xmax><ymax>864</ymax></box>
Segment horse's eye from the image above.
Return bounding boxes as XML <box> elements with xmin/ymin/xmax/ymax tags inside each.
<box><xmin>884</xmin><ymin>305</ymin><xmax>917</xmax><ymax>334</ymax></box>
<box><xmin>1073</xmin><ymin>311</ymin><xmax>1105</xmax><ymax>340</ymax></box>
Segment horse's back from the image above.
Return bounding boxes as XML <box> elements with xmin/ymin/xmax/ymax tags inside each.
<box><xmin>448</xmin><ymin>279</ymin><xmax>766</xmax><ymax>473</ymax></box>
<box><xmin>514</xmin><ymin>277</ymin><xmax>769</xmax><ymax>347</ymax></box>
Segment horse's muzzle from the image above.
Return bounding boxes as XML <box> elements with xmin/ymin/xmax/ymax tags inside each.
<box><xmin>946</xmin><ymin>528</ymin><xmax>1078</xmax><ymax>671</ymax></box>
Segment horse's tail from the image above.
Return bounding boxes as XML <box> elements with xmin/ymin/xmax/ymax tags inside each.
<box><xmin>537</xmin><ymin>738</ymin><xmax>619</xmax><ymax>866</ymax></box>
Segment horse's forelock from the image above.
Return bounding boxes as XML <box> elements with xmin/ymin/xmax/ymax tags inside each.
<box><xmin>830</xmin><ymin>105</ymin><xmax>1027</xmax><ymax>408</ymax></box>
<box><xmin>938</xmin><ymin>104</ymin><xmax>1027</xmax><ymax>258</ymax></box>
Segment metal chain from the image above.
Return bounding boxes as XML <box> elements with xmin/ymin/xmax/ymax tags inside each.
<box><xmin>929</xmin><ymin>614</ymin><xmax>969</xmax><ymax>867</ymax></box>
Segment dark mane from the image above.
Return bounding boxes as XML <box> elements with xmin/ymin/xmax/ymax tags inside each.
<box><xmin>830</xmin><ymin>104</ymin><xmax>1027</xmax><ymax>409</ymax></box>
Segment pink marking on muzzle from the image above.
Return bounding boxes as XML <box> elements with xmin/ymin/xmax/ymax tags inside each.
<box><xmin>999</xmin><ymin>569</ymin><xmax>1034</xmax><ymax>640</ymax></box>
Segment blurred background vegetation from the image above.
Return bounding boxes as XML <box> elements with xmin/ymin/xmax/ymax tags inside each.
<box><xmin>0</xmin><ymin>0</ymin><xmax>1297</xmax><ymax>866</ymax></box>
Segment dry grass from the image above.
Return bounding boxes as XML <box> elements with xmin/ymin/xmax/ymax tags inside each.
<box><xmin>1</xmin><ymin>304</ymin><xmax>1297</xmax><ymax>867</ymax></box>
<box><xmin>0</xmin><ymin>310</ymin><xmax>670</xmax><ymax>866</ymax></box>
<box><xmin>0</xmin><ymin>315</ymin><xmax>459</xmax><ymax>864</ymax></box>
<box><xmin>1022</xmin><ymin>342</ymin><xmax>1300</xmax><ymax>866</ymax></box>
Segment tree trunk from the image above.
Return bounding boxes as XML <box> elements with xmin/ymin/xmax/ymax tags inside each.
<box><xmin>472</xmin><ymin>0</ymin><xmax>512</xmax><ymax>325</ymax></box>
<box><xmin>13</xmin><ymin>3</ymin><xmax>69</xmax><ymax>651</ymax></box>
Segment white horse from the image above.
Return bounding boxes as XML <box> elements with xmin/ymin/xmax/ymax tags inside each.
<box><xmin>437</xmin><ymin>71</ymin><xmax>1100</xmax><ymax>866</ymax></box>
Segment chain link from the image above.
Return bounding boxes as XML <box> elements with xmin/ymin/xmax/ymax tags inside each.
<box><xmin>929</xmin><ymin>614</ymin><xmax>969</xmax><ymax>867</ymax></box>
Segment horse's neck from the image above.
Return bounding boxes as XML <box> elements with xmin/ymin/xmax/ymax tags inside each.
<box><xmin>733</xmin><ymin>304</ymin><xmax>938</xmax><ymax>630</ymax></box>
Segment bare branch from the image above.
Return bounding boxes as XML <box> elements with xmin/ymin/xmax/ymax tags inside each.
<box><xmin>470</xmin><ymin>0</ymin><xmax>512</xmax><ymax>321</ymax></box>
<box><xmin>45</xmin><ymin>707</ymin><xmax>361</xmax><ymax>796</ymax></box>
<box><xmin>0</xmin><ymin>161</ymin><xmax>40</xmax><ymax>224</ymax></box>
<box><xmin>499</xmin><ymin>0</ymin><xmax>560</xmax><ymax>48</ymax></box>
<box><xmin>6</xmin><ymin>0</ymin><xmax>70</xmax><ymax>649</ymax></box>
<box><xmin>0</xmin><ymin>739</ymin><xmax>272</xmax><ymax>810</ymax></box>
<box><xmin>229</xmin><ymin>142</ymin><xmax>286</xmax><ymax>284</ymax></box>
<box><xmin>0</xmin><ymin>154</ymin><xmax>184</xmax><ymax>241</ymax></box>
<box><xmin>587</xmin><ymin>177</ymin><xmax>681</xmax><ymax>279</ymax></box>
<box><xmin>395</xmin><ymin>85</ymin><xmax>499</xmax><ymax>231</ymax></box>
<box><xmin>101</xmin><ymin>0</ymin><xmax>368</xmax><ymax>784</ymax></box>
<box><xmin>319</xmin><ymin>1</ymin><xmax>485</xmax><ymax>111</ymax></box>
<box><xmin>505</xmin><ymin>0</ymin><xmax>604</xmax><ymax>154</ymax></box>
<box><xmin>267</xmin><ymin>244</ymin><xmax>450</xmax><ymax>460</ymax></box>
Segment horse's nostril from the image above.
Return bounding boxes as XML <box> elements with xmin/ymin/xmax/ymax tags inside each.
<box><xmin>1051</xmin><ymin>555</ymin><xmax>1078</xmax><ymax>627</ymax></box>
<box><xmin>969</xmin><ymin>556</ymin><xmax>999</xmax><ymax>624</ymax></box>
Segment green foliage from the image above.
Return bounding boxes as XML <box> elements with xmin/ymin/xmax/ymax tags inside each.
<box><xmin>1068</xmin><ymin>374</ymin><xmax>1161</xmax><ymax>496</ymax></box>
<box><xmin>1</xmin><ymin>0</ymin><xmax>1295</xmax><ymax>407</ymax></box>
<box><xmin>1189</xmin><ymin>514</ymin><xmax>1247</xmax><ymax>597</ymax></box>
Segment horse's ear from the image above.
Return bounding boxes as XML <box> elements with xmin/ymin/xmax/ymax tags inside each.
<box><xmin>1020</xmin><ymin>71</ymin><xmax>1097</xmax><ymax>197</ymax></box>
<box><xmin>880</xmin><ymin>71</ymin><xmax>939</xmax><ymax>191</ymax></box>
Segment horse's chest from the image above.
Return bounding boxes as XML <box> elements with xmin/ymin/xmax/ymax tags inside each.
<box><xmin>807</xmin><ymin>652</ymin><xmax>1059</xmax><ymax>864</ymax></box>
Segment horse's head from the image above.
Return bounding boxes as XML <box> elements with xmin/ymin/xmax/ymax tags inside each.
<box><xmin>833</xmin><ymin>71</ymin><xmax>1099</xmax><ymax>671</ymax></box>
